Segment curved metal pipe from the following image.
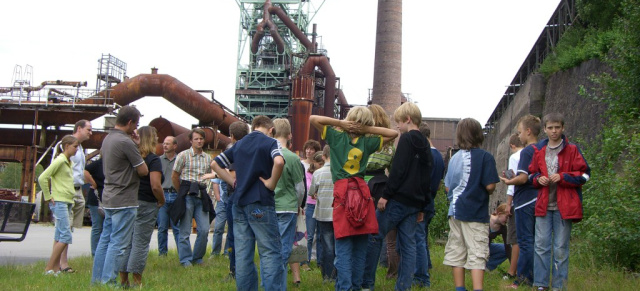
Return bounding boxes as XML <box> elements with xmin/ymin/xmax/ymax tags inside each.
<box><xmin>173</xmin><ymin>127</ymin><xmax>230</xmax><ymax>153</ymax></box>
<box><xmin>301</xmin><ymin>56</ymin><xmax>336</xmax><ymax>118</ymax></box>
<box><xmin>267</xmin><ymin>5</ymin><xmax>314</xmax><ymax>51</ymax></box>
<box><xmin>251</xmin><ymin>0</ymin><xmax>285</xmax><ymax>54</ymax></box>
<box><xmin>77</xmin><ymin>74</ymin><xmax>244</xmax><ymax>136</ymax></box>
<box><xmin>0</xmin><ymin>80</ymin><xmax>88</xmax><ymax>93</ymax></box>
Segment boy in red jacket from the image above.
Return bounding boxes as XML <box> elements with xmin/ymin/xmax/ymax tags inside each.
<box><xmin>528</xmin><ymin>113</ymin><xmax>590</xmax><ymax>291</ymax></box>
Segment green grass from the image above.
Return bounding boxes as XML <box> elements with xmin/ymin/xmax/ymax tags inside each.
<box><xmin>2</xmin><ymin>243</ymin><xmax>638</xmax><ymax>290</ymax></box>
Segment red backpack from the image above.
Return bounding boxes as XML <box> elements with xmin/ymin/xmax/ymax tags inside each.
<box><xmin>345</xmin><ymin>177</ymin><xmax>372</xmax><ymax>227</ymax></box>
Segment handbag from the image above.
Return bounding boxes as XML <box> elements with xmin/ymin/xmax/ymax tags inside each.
<box><xmin>288</xmin><ymin>212</ymin><xmax>308</xmax><ymax>263</ymax></box>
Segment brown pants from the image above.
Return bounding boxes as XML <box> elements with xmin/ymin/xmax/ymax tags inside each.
<box><xmin>386</xmin><ymin>228</ymin><xmax>399</xmax><ymax>279</ymax></box>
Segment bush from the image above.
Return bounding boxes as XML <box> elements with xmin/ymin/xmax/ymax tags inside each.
<box><xmin>573</xmin><ymin>0</ymin><xmax>640</xmax><ymax>271</ymax></box>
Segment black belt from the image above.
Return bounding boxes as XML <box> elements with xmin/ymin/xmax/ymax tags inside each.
<box><xmin>163</xmin><ymin>187</ymin><xmax>177</xmax><ymax>193</ymax></box>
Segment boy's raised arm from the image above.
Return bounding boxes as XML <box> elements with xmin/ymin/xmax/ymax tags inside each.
<box><xmin>310</xmin><ymin>115</ymin><xmax>362</xmax><ymax>133</ymax></box>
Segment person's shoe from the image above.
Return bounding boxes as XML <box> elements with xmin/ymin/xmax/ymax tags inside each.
<box><xmin>61</xmin><ymin>267</ymin><xmax>76</xmax><ymax>273</ymax></box>
<box><xmin>301</xmin><ymin>264</ymin><xmax>312</xmax><ymax>271</ymax></box>
<box><xmin>44</xmin><ymin>270</ymin><xmax>59</xmax><ymax>277</ymax></box>
<box><xmin>536</xmin><ymin>287</ymin><xmax>549</xmax><ymax>291</ymax></box>
<box><xmin>502</xmin><ymin>272</ymin><xmax>516</xmax><ymax>280</ymax></box>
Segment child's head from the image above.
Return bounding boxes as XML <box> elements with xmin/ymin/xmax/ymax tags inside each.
<box><xmin>345</xmin><ymin>106</ymin><xmax>374</xmax><ymax>127</ymax></box>
<box><xmin>303</xmin><ymin>139</ymin><xmax>321</xmax><ymax>159</ymax></box>
<box><xmin>309</xmin><ymin>152</ymin><xmax>325</xmax><ymax>173</ymax></box>
<box><xmin>517</xmin><ymin>114</ymin><xmax>541</xmax><ymax>144</ymax></box>
<box><xmin>542</xmin><ymin>112</ymin><xmax>565</xmax><ymax>142</ymax></box>
<box><xmin>369</xmin><ymin>104</ymin><xmax>390</xmax><ymax>128</ymax></box>
<box><xmin>455</xmin><ymin>118</ymin><xmax>484</xmax><ymax>150</ymax></box>
<box><xmin>57</xmin><ymin>135</ymin><xmax>79</xmax><ymax>158</ymax></box>
<box><xmin>509</xmin><ymin>132</ymin><xmax>523</xmax><ymax>152</ymax></box>
<box><xmin>419</xmin><ymin>122</ymin><xmax>431</xmax><ymax>139</ymax></box>
<box><xmin>322</xmin><ymin>144</ymin><xmax>330</xmax><ymax>159</ymax></box>
<box><xmin>393</xmin><ymin>102</ymin><xmax>422</xmax><ymax>133</ymax></box>
<box><xmin>251</xmin><ymin>115</ymin><xmax>274</xmax><ymax>132</ymax></box>
<box><xmin>492</xmin><ymin>203</ymin><xmax>510</xmax><ymax>225</ymax></box>
<box><xmin>229</xmin><ymin>121</ymin><xmax>249</xmax><ymax>142</ymax></box>
<box><xmin>272</xmin><ymin>118</ymin><xmax>292</xmax><ymax>140</ymax></box>
<box><xmin>137</xmin><ymin>126</ymin><xmax>158</xmax><ymax>158</ymax></box>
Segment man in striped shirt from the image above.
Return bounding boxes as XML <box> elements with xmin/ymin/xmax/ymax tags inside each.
<box><xmin>172</xmin><ymin>128</ymin><xmax>214</xmax><ymax>267</ymax></box>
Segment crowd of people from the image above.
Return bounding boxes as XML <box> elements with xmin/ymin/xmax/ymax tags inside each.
<box><xmin>36</xmin><ymin>104</ymin><xmax>590</xmax><ymax>291</ymax></box>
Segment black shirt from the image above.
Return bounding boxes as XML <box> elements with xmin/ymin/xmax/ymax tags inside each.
<box><xmin>138</xmin><ymin>153</ymin><xmax>163</xmax><ymax>202</ymax></box>
<box><xmin>85</xmin><ymin>158</ymin><xmax>105</xmax><ymax>206</ymax></box>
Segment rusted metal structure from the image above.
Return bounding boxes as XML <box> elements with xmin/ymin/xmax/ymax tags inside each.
<box><xmin>236</xmin><ymin>0</ymin><xmax>351</xmax><ymax>151</ymax></box>
<box><xmin>371</xmin><ymin>0</ymin><xmax>403</xmax><ymax>116</ymax></box>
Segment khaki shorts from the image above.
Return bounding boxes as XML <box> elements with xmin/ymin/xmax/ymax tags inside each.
<box><xmin>506</xmin><ymin>210</ymin><xmax>517</xmax><ymax>245</ymax></box>
<box><xmin>443</xmin><ymin>217</ymin><xmax>489</xmax><ymax>270</ymax></box>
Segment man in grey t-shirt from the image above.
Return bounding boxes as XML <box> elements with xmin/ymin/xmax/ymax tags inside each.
<box><xmin>91</xmin><ymin>106</ymin><xmax>148</xmax><ymax>286</ymax></box>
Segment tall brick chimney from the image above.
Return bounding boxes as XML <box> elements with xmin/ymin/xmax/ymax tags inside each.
<box><xmin>371</xmin><ymin>0</ymin><xmax>402</xmax><ymax>116</ymax></box>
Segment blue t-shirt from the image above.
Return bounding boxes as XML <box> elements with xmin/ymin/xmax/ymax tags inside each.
<box><xmin>214</xmin><ymin>131</ymin><xmax>282</xmax><ymax>207</ymax></box>
<box><xmin>444</xmin><ymin>148</ymin><xmax>500</xmax><ymax>223</ymax></box>
<box><xmin>424</xmin><ymin>147</ymin><xmax>445</xmax><ymax>215</ymax></box>
<box><xmin>514</xmin><ymin>144</ymin><xmax>538</xmax><ymax>208</ymax></box>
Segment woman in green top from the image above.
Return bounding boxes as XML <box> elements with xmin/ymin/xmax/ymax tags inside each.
<box><xmin>38</xmin><ymin>135</ymin><xmax>79</xmax><ymax>275</ymax></box>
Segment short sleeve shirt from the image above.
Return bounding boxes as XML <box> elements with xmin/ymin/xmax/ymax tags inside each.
<box><xmin>138</xmin><ymin>153</ymin><xmax>163</xmax><ymax>202</ymax></box>
<box><xmin>322</xmin><ymin>125</ymin><xmax>382</xmax><ymax>182</ymax></box>
<box><xmin>173</xmin><ymin>147</ymin><xmax>213</xmax><ymax>183</ymax></box>
<box><xmin>101</xmin><ymin>129</ymin><xmax>145</xmax><ymax>208</ymax></box>
<box><xmin>514</xmin><ymin>144</ymin><xmax>538</xmax><ymax>208</ymax></box>
<box><xmin>444</xmin><ymin>148</ymin><xmax>500</xmax><ymax>223</ymax></box>
<box><xmin>214</xmin><ymin>131</ymin><xmax>282</xmax><ymax>207</ymax></box>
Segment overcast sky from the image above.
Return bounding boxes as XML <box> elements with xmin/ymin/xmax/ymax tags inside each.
<box><xmin>0</xmin><ymin>0</ymin><xmax>560</xmax><ymax>129</ymax></box>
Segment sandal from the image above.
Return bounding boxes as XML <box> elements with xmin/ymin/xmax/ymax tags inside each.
<box><xmin>61</xmin><ymin>267</ymin><xmax>76</xmax><ymax>273</ymax></box>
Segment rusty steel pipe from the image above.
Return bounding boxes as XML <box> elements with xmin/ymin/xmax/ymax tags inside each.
<box><xmin>290</xmin><ymin>75</ymin><xmax>315</xmax><ymax>151</ymax></box>
<box><xmin>77</xmin><ymin>74</ymin><xmax>244</xmax><ymax>136</ymax></box>
<box><xmin>0</xmin><ymin>128</ymin><xmax>106</xmax><ymax>149</ymax></box>
<box><xmin>251</xmin><ymin>0</ymin><xmax>285</xmax><ymax>54</ymax></box>
<box><xmin>301</xmin><ymin>56</ymin><xmax>336</xmax><ymax>118</ymax></box>
<box><xmin>24</xmin><ymin>80</ymin><xmax>88</xmax><ymax>92</ymax></box>
<box><xmin>267</xmin><ymin>5</ymin><xmax>314</xmax><ymax>51</ymax></box>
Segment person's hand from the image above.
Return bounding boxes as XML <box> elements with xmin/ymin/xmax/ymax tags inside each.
<box><xmin>157</xmin><ymin>199</ymin><xmax>165</xmax><ymax>208</ymax></box>
<box><xmin>49</xmin><ymin>197</ymin><xmax>55</xmax><ymax>206</ymax></box>
<box><xmin>377</xmin><ymin>197</ymin><xmax>388</xmax><ymax>211</ymax></box>
<box><xmin>505</xmin><ymin>204</ymin><xmax>512</xmax><ymax>215</ymax></box>
<box><xmin>131</xmin><ymin>129</ymin><xmax>141</xmax><ymax>145</ymax></box>
<box><xmin>538</xmin><ymin>176</ymin><xmax>550</xmax><ymax>186</ymax></box>
<box><xmin>416</xmin><ymin>212</ymin><xmax>424</xmax><ymax>223</ymax></box>
<box><xmin>259</xmin><ymin>176</ymin><xmax>278</xmax><ymax>191</ymax></box>
<box><xmin>341</xmin><ymin>120</ymin><xmax>362</xmax><ymax>134</ymax></box>
<box><xmin>549</xmin><ymin>174</ymin><xmax>561</xmax><ymax>184</ymax></box>
<box><xmin>499</xmin><ymin>176</ymin><xmax>512</xmax><ymax>184</ymax></box>
<box><xmin>91</xmin><ymin>182</ymin><xmax>98</xmax><ymax>190</ymax></box>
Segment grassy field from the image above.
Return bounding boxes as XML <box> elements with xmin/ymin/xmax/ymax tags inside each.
<box><xmin>1</xmin><ymin>242</ymin><xmax>637</xmax><ymax>290</ymax></box>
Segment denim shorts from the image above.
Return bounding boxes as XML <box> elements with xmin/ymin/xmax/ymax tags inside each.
<box><xmin>50</xmin><ymin>201</ymin><xmax>73</xmax><ymax>244</ymax></box>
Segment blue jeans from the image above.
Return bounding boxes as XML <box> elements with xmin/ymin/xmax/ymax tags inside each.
<box><xmin>534</xmin><ymin>210</ymin><xmax>572</xmax><ymax>289</ymax></box>
<box><xmin>334</xmin><ymin>234</ymin><xmax>368</xmax><ymax>291</ymax></box>
<box><xmin>211</xmin><ymin>199</ymin><xmax>228</xmax><ymax>255</ymax></box>
<box><xmin>157</xmin><ymin>191</ymin><xmax>179</xmax><ymax>255</ymax></box>
<box><xmin>316</xmin><ymin>221</ymin><xmax>336</xmax><ymax>280</ymax></box>
<box><xmin>88</xmin><ymin>205</ymin><xmax>104</xmax><ymax>256</ymax></box>
<box><xmin>177</xmin><ymin>195</ymin><xmax>210</xmax><ymax>266</ymax></box>
<box><xmin>413</xmin><ymin>211</ymin><xmax>434</xmax><ymax>287</ymax></box>
<box><xmin>91</xmin><ymin>207</ymin><xmax>137</xmax><ymax>285</ymax></box>
<box><xmin>487</xmin><ymin>243</ymin><xmax>508</xmax><ymax>271</ymax></box>
<box><xmin>515</xmin><ymin>202</ymin><xmax>535</xmax><ymax>285</ymax></box>
<box><xmin>225</xmin><ymin>198</ymin><xmax>235</xmax><ymax>274</ymax></box>
<box><xmin>233</xmin><ymin>202</ymin><xmax>283</xmax><ymax>291</ymax></box>
<box><xmin>50</xmin><ymin>201</ymin><xmax>73</xmax><ymax>244</ymax></box>
<box><xmin>305</xmin><ymin>203</ymin><xmax>323</xmax><ymax>264</ymax></box>
<box><xmin>363</xmin><ymin>199</ymin><xmax>420</xmax><ymax>291</ymax></box>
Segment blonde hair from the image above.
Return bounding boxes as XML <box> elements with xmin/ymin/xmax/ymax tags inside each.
<box><xmin>368</xmin><ymin>104</ymin><xmax>390</xmax><ymax>128</ymax></box>
<box><xmin>56</xmin><ymin>135</ymin><xmax>78</xmax><ymax>158</ymax></box>
<box><xmin>272</xmin><ymin>118</ymin><xmax>291</xmax><ymax>139</ymax></box>
<box><xmin>345</xmin><ymin>106</ymin><xmax>374</xmax><ymax>127</ymax></box>
<box><xmin>518</xmin><ymin>114</ymin><xmax>541</xmax><ymax>136</ymax></box>
<box><xmin>138</xmin><ymin>126</ymin><xmax>158</xmax><ymax>158</ymax></box>
<box><xmin>492</xmin><ymin>203</ymin><xmax>509</xmax><ymax>216</ymax></box>
<box><xmin>394</xmin><ymin>102</ymin><xmax>422</xmax><ymax>126</ymax></box>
